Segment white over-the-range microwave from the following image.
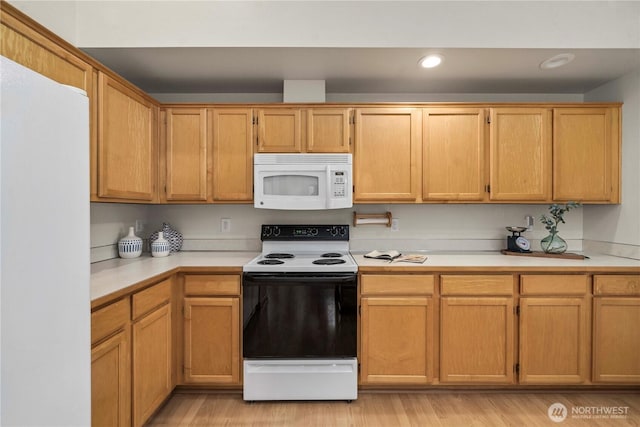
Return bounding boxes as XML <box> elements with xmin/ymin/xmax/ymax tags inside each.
<box><xmin>254</xmin><ymin>153</ymin><xmax>353</xmax><ymax>210</ymax></box>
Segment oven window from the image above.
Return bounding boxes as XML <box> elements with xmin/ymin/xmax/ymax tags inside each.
<box><xmin>263</xmin><ymin>175</ymin><xmax>319</xmax><ymax>196</ymax></box>
<box><xmin>243</xmin><ymin>274</ymin><xmax>357</xmax><ymax>358</ymax></box>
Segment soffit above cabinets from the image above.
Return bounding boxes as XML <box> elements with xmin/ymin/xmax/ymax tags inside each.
<box><xmin>82</xmin><ymin>47</ymin><xmax>640</xmax><ymax>94</ymax></box>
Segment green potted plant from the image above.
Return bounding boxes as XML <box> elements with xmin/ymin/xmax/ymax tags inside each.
<box><xmin>539</xmin><ymin>202</ymin><xmax>581</xmax><ymax>254</ymax></box>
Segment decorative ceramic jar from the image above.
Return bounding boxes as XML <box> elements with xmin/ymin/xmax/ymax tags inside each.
<box><xmin>149</xmin><ymin>222</ymin><xmax>183</xmax><ymax>253</ymax></box>
<box><xmin>118</xmin><ymin>226</ymin><xmax>143</xmax><ymax>258</ymax></box>
<box><xmin>151</xmin><ymin>231</ymin><xmax>171</xmax><ymax>257</ymax></box>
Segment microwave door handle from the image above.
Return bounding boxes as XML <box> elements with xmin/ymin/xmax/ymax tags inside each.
<box><xmin>326</xmin><ymin>165</ymin><xmax>332</xmax><ymax>209</ymax></box>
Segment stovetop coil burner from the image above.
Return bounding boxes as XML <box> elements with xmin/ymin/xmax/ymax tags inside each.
<box><xmin>265</xmin><ymin>253</ymin><xmax>295</xmax><ymax>259</ymax></box>
<box><xmin>258</xmin><ymin>259</ymin><xmax>285</xmax><ymax>265</ymax></box>
<box><xmin>321</xmin><ymin>252</ymin><xmax>343</xmax><ymax>258</ymax></box>
<box><xmin>312</xmin><ymin>258</ymin><xmax>346</xmax><ymax>265</ymax></box>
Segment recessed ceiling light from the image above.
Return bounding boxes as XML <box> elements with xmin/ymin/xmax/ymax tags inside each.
<box><xmin>419</xmin><ymin>54</ymin><xmax>444</xmax><ymax>69</ymax></box>
<box><xmin>540</xmin><ymin>53</ymin><xmax>575</xmax><ymax>70</ymax></box>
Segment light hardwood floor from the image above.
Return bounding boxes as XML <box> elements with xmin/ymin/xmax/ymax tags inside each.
<box><xmin>147</xmin><ymin>391</ymin><xmax>640</xmax><ymax>426</ymax></box>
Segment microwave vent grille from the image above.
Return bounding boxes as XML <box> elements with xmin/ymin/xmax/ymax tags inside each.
<box><xmin>255</xmin><ymin>154</ymin><xmax>352</xmax><ymax>165</ymax></box>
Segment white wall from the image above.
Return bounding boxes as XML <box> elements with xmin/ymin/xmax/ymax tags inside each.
<box><xmin>90</xmin><ymin>203</ymin><xmax>151</xmax><ymax>262</ymax></box>
<box><xmin>7</xmin><ymin>1</ymin><xmax>77</xmax><ymax>43</ymax></box>
<box><xmin>146</xmin><ymin>203</ymin><xmax>583</xmax><ymax>254</ymax></box>
<box><xmin>583</xmin><ymin>69</ymin><xmax>640</xmax><ymax>259</ymax></box>
<box><xmin>73</xmin><ymin>1</ymin><xmax>639</xmax><ymax>49</ymax></box>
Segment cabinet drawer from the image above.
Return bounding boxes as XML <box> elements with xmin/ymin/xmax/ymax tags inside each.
<box><xmin>132</xmin><ymin>278</ymin><xmax>172</xmax><ymax>319</ymax></box>
<box><xmin>361</xmin><ymin>274</ymin><xmax>434</xmax><ymax>295</ymax></box>
<box><xmin>441</xmin><ymin>275</ymin><xmax>513</xmax><ymax>296</ymax></box>
<box><xmin>91</xmin><ymin>297</ymin><xmax>130</xmax><ymax>345</ymax></box>
<box><xmin>521</xmin><ymin>275</ymin><xmax>589</xmax><ymax>296</ymax></box>
<box><xmin>184</xmin><ymin>274</ymin><xmax>240</xmax><ymax>296</ymax></box>
<box><xmin>594</xmin><ymin>275</ymin><xmax>640</xmax><ymax>296</ymax></box>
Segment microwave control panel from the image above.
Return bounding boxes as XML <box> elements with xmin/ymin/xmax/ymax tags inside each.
<box><xmin>331</xmin><ymin>171</ymin><xmax>348</xmax><ymax>198</ymax></box>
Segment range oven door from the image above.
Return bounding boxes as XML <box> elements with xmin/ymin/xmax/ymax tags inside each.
<box><xmin>242</xmin><ymin>272</ymin><xmax>357</xmax><ymax>358</ymax></box>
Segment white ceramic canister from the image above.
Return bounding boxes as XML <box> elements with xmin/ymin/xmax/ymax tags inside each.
<box><xmin>151</xmin><ymin>231</ymin><xmax>171</xmax><ymax>257</ymax></box>
<box><xmin>118</xmin><ymin>226</ymin><xmax>143</xmax><ymax>258</ymax></box>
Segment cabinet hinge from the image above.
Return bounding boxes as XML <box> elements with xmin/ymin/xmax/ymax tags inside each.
<box><xmin>358</xmin><ymin>305</ymin><xmax>361</xmax><ymax>315</ymax></box>
<box><xmin>514</xmin><ymin>305</ymin><xmax>520</xmax><ymax>316</ymax></box>
<box><xmin>485</xmin><ymin>185</ymin><xmax>491</xmax><ymax>193</ymax></box>
<box><xmin>486</xmin><ymin>114</ymin><xmax>491</xmax><ymax>124</ymax></box>
<box><xmin>514</xmin><ymin>363</ymin><xmax>520</xmax><ymax>374</ymax></box>
<box><xmin>358</xmin><ymin>363</ymin><xmax>361</xmax><ymax>374</ymax></box>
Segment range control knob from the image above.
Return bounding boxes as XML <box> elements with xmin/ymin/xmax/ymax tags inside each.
<box><xmin>330</xmin><ymin>226</ymin><xmax>339</xmax><ymax>237</ymax></box>
<box><xmin>338</xmin><ymin>226</ymin><xmax>347</xmax><ymax>237</ymax></box>
<box><xmin>310</xmin><ymin>228</ymin><xmax>318</xmax><ymax>236</ymax></box>
<box><xmin>263</xmin><ymin>226</ymin><xmax>272</xmax><ymax>237</ymax></box>
<box><xmin>273</xmin><ymin>226</ymin><xmax>281</xmax><ymax>237</ymax></box>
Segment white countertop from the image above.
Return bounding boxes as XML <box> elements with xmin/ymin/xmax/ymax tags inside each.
<box><xmin>353</xmin><ymin>252</ymin><xmax>640</xmax><ymax>269</ymax></box>
<box><xmin>91</xmin><ymin>251</ymin><xmax>258</xmax><ymax>302</ymax></box>
<box><xmin>91</xmin><ymin>250</ymin><xmax>640</xmax><ymax>303</ymax></box>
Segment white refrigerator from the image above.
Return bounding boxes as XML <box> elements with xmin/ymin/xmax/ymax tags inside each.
<box><xmin>0</xmin><ymin>56</ymin><xmax>91</xmax><ymax>426</ymax></box>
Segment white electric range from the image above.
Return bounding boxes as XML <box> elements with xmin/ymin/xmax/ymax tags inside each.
<box><xmin>242</xmin><ymin>224</ymin><xmax>358</xmax><ymax>402</ymax></box>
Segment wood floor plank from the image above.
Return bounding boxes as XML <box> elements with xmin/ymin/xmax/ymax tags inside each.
<box><xmin>146</xmin><ymin>391</ymin><xmax>640</xmax><ymax>426</ymax></box>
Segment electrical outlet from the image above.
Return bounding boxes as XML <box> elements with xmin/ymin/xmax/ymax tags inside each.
<box><xmin>221</xmin><ymin>218</ymin><xmax>231</xmax><ymax>233</ymax></box>
<box><xmin>135</xmin><ymin>219</ymin><xmax>145</xmax><ymax>233</ymax></box>
<box><xmin>391</xmin><ymin>218</ymin><xmax>399</xmax><ymax>231</ymax></box>
<box><xmin>525</xmin><ymin>215</ymin><xmax>534</xmax><ymax>230</ymax></box>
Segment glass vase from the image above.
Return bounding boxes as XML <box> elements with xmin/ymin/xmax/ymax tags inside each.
<box><xmin>541</xmin><ymin>232</ymin><xmax>567</xmax><ymax>254</ymax></box>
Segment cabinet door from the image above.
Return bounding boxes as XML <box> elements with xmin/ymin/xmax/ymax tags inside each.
<box><xmin>306</xmin><ymin>108</ymin><xmax>351</xmax><ymax>153</ymax></box>
<box><xmin>211</xmin><ymin>109</ymin><xmax>254</xmax><ymax>201</ymax></box>
<box><xmin>257</xmin><ymin>109</ymin><xmax>301</xmax><ymax>152</ymax></box>
<box><xmin>183</xmin><ymin>297</ymin><xmax>240</xmax><ymax>384</ymax></box>
<box><xmin>519</xmin><ymin>297</ymin><xmax>590</xmax><ymax>384</ymax></box>
<box><xmin>91</xmin><ymin>330</ymin><xmax>130</xmax><ymax>427</ymax></box>
<box><xmin>354</xmin><ymin>108</ymin><xmax>422</xmax><ymax>202</ymax></box>
<box><xmin>361</xmin><ymin>297</ymin><xmax>433</xmax><ymax>385</ymax></box>
<box><xmin>423</xmin><ymin>108</ymin><xmax>485</xmax><ymax>201</ymax></box>
<box><xmin>98</xmin><ymin>73</ymin><xmax>157</xmax><ymax>201</ymax></box>
<box><xmin>553</xmin><ymin>108</ymin><xmax>620</xmax><ymax>203</ymax></box>
<box><xmin>440</xmin><ymin>297</ymin><xmax>514</xmax><ymax>383</ymax></box>
<box><xmin>164</xmin><ymin>108</ymin><xmax>208</xmax><ymax>201</ymax></box>
<box><xmin>489</xmin><ymin>108</ymin><xmax>551</xmax><ymax>201</ymax></box>
<box><xmin>132</xmin><ymin>303</ymin><xmax>172</xmax><ymax>427</ymax></box>
<box><xmin>593</xmin><ymin>297</ymin><xmax>640</xmax><ymax>383</ymax></box>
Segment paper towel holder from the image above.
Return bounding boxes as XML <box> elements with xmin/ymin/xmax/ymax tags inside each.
<box><xmin>353</xmin><ymin>211</ymin><xmax>392</xmax><ymax>227</ymax></box>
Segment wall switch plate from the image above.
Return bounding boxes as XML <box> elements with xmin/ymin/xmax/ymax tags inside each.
<box><xmin>221</xmin><ymin>218</ymin><xmax>231</xmax><ymax>233</ymax></box>
<box><xmin>391</xmin><ymin>218</ymin><xmax>399</xmax><ymax>231</ymax></box>
<box><xmin>135</xmin><ymin>219</ymin><xmax>145</xmax><ymax>233</ymax></box>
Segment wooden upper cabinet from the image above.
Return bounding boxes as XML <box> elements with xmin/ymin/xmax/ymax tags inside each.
<box><xmin>489</xmin><ymin>108</ymin><xmax>552</xmax><ymax>201</ymax></box>
<box><xmin>1</xmin><ymin>11</ymin><xmax>92</xmax><ymax>92</ymax></box>
<box><xmin>354</xmin><ymin>108</ymin><xmax>422</xmax><ymax>202</ymax></box>
<box><xmin>97</xmin><ymin>72</ymin><xmax>157</xmax><ymax>201</ymax></box>
<box><xmin>211</xmin><ymin>109</ymin><xmax>254</xmax><ymax>201</ymax></box>
<box><xmin>164</xmin><ymin>108</ymin><xmax>208</xmax><ymax>201</ymax></box>
<box><xmin>306</xmin><ymin>108</ymin><xmax>351</xmax><ymax>153</ymax></box>
<box><xmin>256</xmin><ymin>108</ymin><xmax>301</xmax><ymax>152</ymax></box>
<box><xmin>553</xmin><ymin>107</ymin><xmax>620</xmax><ymax>203</ymax></box>
<box><xmin>423</xmin><ymin>108</ymin><xmax>486</xmax><ymax>201</ymax></box>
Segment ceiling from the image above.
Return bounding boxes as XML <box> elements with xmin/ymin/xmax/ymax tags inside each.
<box><xmin>82</xmin><ymin>47</ymin><xmax>640</xmax><ymax>95</ymax></box>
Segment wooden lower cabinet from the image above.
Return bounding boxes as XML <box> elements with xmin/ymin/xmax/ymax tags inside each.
<box><xmin>360</xmin><ymin>296</ymin><xmax>434</xmax><ymax>385</ymax></box>
<box><xmin>91</xmin><ymin>297</ymin><xmax>131</xmax><ymax>427</ymax></box>
<box><xmin>439</xmin><ymin>275</ymin><xmax>515</xmax><ymax>384</ymax></box>
<box><xmin>182</xmin><ymin>274</ymin><xmax>242</xmax><ymax>385</ymax></box>
<box><xmin>593</xmin><ymin>274</ymin><xmax>640</xmax><ymax>383</ymax></box>
<box><xmin>183</xmin><ymin>297</ymin><xmax>240</xmax><ymax>384</ymax></box>
<box><xmin>132</xmin><ymin>300</ymin><xmax>172</xmax><ymax>427</ymax></box>
<box><xmin>91</xmin><ymin>330</ymin><xmax>130</xmax><ymax>427</ymax></box>
<box><xmin>359</xmin><ymin>274</ymin><xmax>435</xmax><ymax>385</ymax></box>
<box><xmin>518</xmin><ymin>275</ymin><xmax>590</xmax><ymax>385</ymax></box>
